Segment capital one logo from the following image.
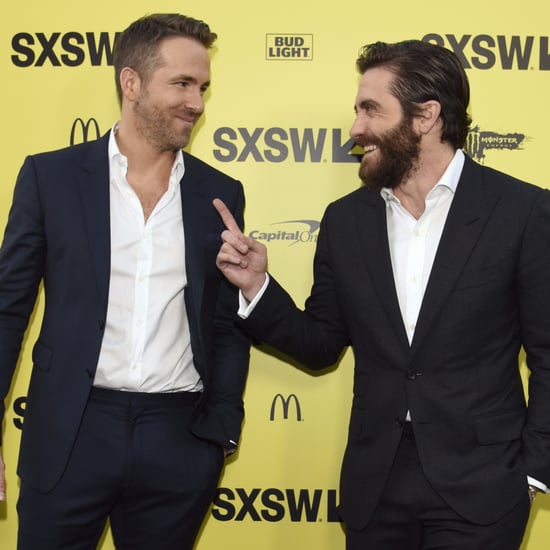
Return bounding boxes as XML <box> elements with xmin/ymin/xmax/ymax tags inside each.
<box><xmin>270</xmin><ymin>393</ymin><xmax>302</xmax><ymax>421</ymax></box>
<box><xmin>70</xmin><ymin>117</ymin><xmax>101</xmax><ymax>145</ymax></box>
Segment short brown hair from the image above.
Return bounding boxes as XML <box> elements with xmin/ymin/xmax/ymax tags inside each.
<box><xmin>356</xmin><ymin>40</ymin><xmax>472</xmax><ymax>149</ymax></box>
<box><xmin>113</xmin><ymin>13</ymin><xmax>217</xmax><ymax>103</ymax></box>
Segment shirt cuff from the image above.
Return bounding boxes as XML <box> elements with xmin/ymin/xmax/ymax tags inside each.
<box><xmin>528</xmin><ymin>476</ymin><xmax>548</xmax><ymax>493</ymax></box>
<box><xmin>238</xmin><ymin>274</ymin><xmax>270</xmax><ymax>319</ymax></box>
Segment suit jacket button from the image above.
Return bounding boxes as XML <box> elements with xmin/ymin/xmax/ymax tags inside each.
<box><xmin>406</xmin><ymin>370</ymin><xmax>417</xmax><ymax>380</ymax></box>
<box><xmin>394</xmin><ymin>417</ymin><xmax>404</xmax><ymax>428</ymax></box>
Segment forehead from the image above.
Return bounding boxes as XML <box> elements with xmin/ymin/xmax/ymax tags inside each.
<box><xmin>154</xmin><ymin>36</ymin><xmax>210</xmax><ymax>74</ymax></box>
<box><xmin>355</xmin><ymin>66</ymin><xmax>399</xmax><ymax>105</ymax></box>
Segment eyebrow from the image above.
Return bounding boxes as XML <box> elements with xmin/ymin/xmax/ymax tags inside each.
<box><xmin>354</xmin><ymin>99</ymin><xmax>381</xmax><ymax>113</ymax></box>
<box><xmin>174</xmin><ymin>75</ymin><xmax>211</xmax><ymax>88</ymax></box>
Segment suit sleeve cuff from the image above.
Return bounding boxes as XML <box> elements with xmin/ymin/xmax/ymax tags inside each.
<box><xmin>528</xmin><ymin>476</ymin><xmax>548</xmax><ymax>493</ymax></box>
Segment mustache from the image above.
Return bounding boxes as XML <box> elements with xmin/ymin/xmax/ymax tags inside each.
<box><xmin>354</xmin><ymin>135</ymin><xmax>382</xmax><ymax>149</ymax></box>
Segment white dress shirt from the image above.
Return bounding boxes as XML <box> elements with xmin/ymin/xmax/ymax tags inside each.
<box><xmin>93</xmin><ymin>127</ymin><xmax>202</xmax><ymax>393</ymax></box>
<box><xmin>382</xmin><ymin>150</ymin><xmax>464</xmax><ymax>344</ymax></box>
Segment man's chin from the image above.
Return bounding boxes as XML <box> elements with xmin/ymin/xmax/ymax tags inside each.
<box><xmin>167</xmin><ymin>135</ymin><xmax>191</xmax><ymax>151</ymax></box>
<box><xmin>359</xmin><ymin>167</ymin><xmax>396</xmax><ymax>192</ymax></box>
<box><xmin>358</xmin><ymin>164</ymin><xmax>378</xmax><ymax>190</ymax></box>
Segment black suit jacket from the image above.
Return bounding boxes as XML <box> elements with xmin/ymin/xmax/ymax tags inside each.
<box><xmin>241</xmin><ymin>156</ymin><xmax>550</xmax><ymax>529</ymax></box>
<box><xmin>0</xmin><ymin>133</ymin><xmax>250</xmax><ymax>492</ymax></box>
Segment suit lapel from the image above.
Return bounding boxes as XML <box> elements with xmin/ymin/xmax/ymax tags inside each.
<box><xmin>355</xmin><ymin>189</ymin><xmax>410</xmax><ymax>349</ymax></box>
<box><xmin>410</xmin><ymin>157</ymin><xmax>500</xmax><ymax>355</ymax></box>
<box><xmin>78</xmin><ymin>134</ymin><xmax>111</xmax><ymax>307</ymax></box>
<box><xmin>180</xmin><ymin>156</ymin><xmax>207</xmax><ymax>333</ymax></box>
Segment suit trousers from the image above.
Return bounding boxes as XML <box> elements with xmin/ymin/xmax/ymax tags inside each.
<box><xmin>345</xmin><ymin>423</ymin><xmax>530</xmax><ymax>550</ymax></box>
<box><xmin>17</xmin><ymin>387</ymin><xmax>224</xmax><ymax>550</ymax></box>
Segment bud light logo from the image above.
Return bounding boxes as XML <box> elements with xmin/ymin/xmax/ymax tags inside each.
<box><xmin>266</xmin><ymin>34</ymin><xmax>313</xmax><ymax>60</ymax></box>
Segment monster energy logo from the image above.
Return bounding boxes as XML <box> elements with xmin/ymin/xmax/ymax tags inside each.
<box><xmin>465</xmin><ymin>126</ymin><xmax>526</xmax><ymax>162</ymax></box>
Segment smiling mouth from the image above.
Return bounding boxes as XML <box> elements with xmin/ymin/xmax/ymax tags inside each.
<box><xmin>363</xmin><ymin>145</ymin><xmax>377</xmax><ymax>154</ymax></box>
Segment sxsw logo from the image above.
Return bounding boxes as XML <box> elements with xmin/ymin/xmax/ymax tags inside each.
<box><xmin>266</xmin><ymin>34</ymin><xmax>313</xmax><ymax>60</ymax></box>
<box><xmin>70</xmin><ymin>117</ymin><xmax>101</xmax><ymax>145</ymax></box>
<box><xmin>212</xmin><ymin>127</ymin><xmax>362</xmax><ymax>163</ymax></box>
<box><xmin>422</xmin><ymin>34</ymin><xmax>550</xmax><ymax>70</ymax></box>
<box><xmin>212</xmin><ymin>487</ymin><xmax>339</xmax><ymax>522</ymax></box>
<box><xmin>212</xmin><ymin>125</ymin><xmax>526</xmax><ymax>165</ymax></box>
<box><xmin>12</xmin><ymin>396</ymin><xmax>26</xmax><ymax>430</ymax></box>
<box><xmin>465</xmin><ymin>126</ymin><xmax>526</xmax><ymax>162</ymax></box>
<box><xmin>11</xmin><ymin>32</ymin><xmax>120</xmax><ymax>67</ymax></box>
<box><xmin>270</xmin><ymin>393</ymin><xmax>303</xmax><ymax>421</ymax></box>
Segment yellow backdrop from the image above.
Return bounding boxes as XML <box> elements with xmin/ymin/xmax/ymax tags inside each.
<box><xmin>1</xmin><ymin>1</ymin><xmax>549</xmax><ymax>548</ymax></box>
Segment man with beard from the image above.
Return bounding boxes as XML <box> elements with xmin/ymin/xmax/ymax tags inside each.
<box><xmin>0</xmin><ymin>13</ymin><xmax>250</xmax><ymax>549</ymax></box>
<box><xmin>213</xmin><ymin>40</ymin><xmax>550</xmax><ymax>549</ymax></box>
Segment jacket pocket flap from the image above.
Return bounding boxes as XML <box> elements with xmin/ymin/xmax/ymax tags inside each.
<box><xmin>474</xmin><ymin>409</ymin><xmax>525</xmax><ymax>445</ymax></box>
<box><xmin>32</xmin><ymin>341</ymin><xmax>53</xmax><ymax>371</ymax></box>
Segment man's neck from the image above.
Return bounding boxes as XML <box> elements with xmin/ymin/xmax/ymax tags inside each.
<box><xmin>115</xmin><ymin>122</ymin><xmax>177</xmax><ymax>183</ymax></box>
<box><xmin>393</xmin><ymin>144</ymin><xmax>456</xmax><ymax>219</ymax></box>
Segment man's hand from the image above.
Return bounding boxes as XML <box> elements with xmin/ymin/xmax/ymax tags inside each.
<box><xmin>213</xmin><ymin>199</ymin><xmax>268</xmax><ymax>301</ymax></box>
<box><xmin>0</xmin><ymin>451</ymin><xmax>5</xmax><ymax>501</ymax></box>
<box><xmin>528</xmin><ymin>485</ymin><xmax>539</xmax><ymax>505</ymax></box>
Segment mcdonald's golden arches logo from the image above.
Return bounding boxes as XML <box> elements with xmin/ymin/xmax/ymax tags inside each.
<box><xmin>70</xmin><ymin>117</ymin><xmax>101</xmax><ymax>145</ymax></box>
<box><xmin>270</xmin><ymin>393</ymin><xmax>302</xmax><ymax>421</ymax></box>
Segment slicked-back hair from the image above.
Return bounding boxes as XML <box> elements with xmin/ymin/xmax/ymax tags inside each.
<box><xmin>356</xmin><ymin>40</ymin><xmax>472</xmax><ymax>149</ymax></box>
<box><xmin>113</xmin><ymin>13</ymin><xmax>217</xmax><ymax>104</ymax></box>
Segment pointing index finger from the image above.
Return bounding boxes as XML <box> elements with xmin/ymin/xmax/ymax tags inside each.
<box><xmin>213</xmin><ymin>198</ymin><xmax>242</xmax><ymax>234</ymax></box>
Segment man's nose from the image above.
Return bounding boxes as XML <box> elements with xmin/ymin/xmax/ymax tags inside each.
<box><xmin>186</xmin><ymin>88</ymin><xmax>205</xmax><ymax>114</ymax></box>
<box><xmin>349</xmin><ymin>115</ymin><xmax>364</xmax><ymax>139</ymax></box>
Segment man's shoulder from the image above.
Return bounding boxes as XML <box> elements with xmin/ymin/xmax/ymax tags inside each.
<box><xmin>28</xmin><ymin>133</ymin><xmax>109</xmax><ymax>168</ymax></box>
<box><xmin>328</xmin><ymin>185</ymin><xmax>379</xmax><ymax>211</ymax></box>
<box><xmin>465</xmin><ymin>155</ymin><xmax>544</xmax><ymax>198</ymax></box>
<box><xmin>182</xmin><ymin>151</ymin><xmax>240</xmax><ymax>186</ymax></box>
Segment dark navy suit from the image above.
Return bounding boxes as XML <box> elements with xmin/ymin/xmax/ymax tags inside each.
<box><xmin>0</xmin><ymin>133</ymin><xmax>249</xmax><ymax>547</ymax></box>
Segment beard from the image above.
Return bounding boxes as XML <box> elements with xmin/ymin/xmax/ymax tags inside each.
<box><xmin>358</xmin><ymin>115</ymin><xmax>421</xmax><ymax>191</ymax></box>
<box><xmin>133</xmin><ymin>91</ymin><xmax>197</xmax><ymax>152</ymax></box>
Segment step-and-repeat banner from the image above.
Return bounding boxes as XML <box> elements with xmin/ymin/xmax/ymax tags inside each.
<box><xmin>1</xmin><ymin>1</ymin><xmax>549</xmax><ymax>548</ymax></box>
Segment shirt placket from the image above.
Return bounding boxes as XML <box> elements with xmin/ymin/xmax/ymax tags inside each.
<box><xmin>129</xmin><ymin>205</ymin><xmax>153</xmax><ymax>384</ymax></box>
<box><xmin>405</xmin><ymin>216</ymin><xmax>429</xmax><ymax>343</ymax></box>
